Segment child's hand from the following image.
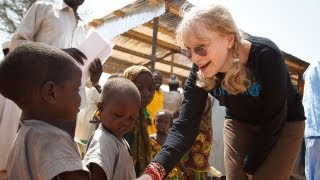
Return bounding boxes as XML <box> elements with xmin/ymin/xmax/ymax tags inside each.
<box><xmin>136</xmin><ymin>174</ymin><xmax>152</xmax><ymax>180</ymax></box>
<box><xmin>89</xmin><ymin>58</ymin><xmax>103</xmax><ymax>86</ymax></box>
<box><xmin>246</xmin><ymin>173</ymin><xmax>253</xmax><ymax>180</ymax></box>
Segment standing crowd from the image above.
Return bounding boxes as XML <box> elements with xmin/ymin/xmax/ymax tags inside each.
<box><xmin>0</xmin><ymin>0</ymin><xmax>318</xmax><ymax>180</ymax></box>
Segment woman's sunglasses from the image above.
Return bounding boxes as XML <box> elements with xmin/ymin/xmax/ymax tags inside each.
<box><xmin>181</xmin><ymin>46</ymin><xmax>208</xmax><ymax>59</ymax></box>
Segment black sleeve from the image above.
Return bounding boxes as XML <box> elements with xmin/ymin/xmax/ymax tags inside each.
<box><xmin>243</xmin><ymin>48</ymin><xmax>287</xmax><ymax>174</ymax></box>
<box><xmin>153</xmin><ymin>64</ymin><xmax>208</xmax><ymax>174</ymax></box>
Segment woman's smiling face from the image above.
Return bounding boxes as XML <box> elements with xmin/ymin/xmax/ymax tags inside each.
<box><xmin>184</xmin><ymin>24</ymin><xmax>234</xmax><ymax>78</ymax></box>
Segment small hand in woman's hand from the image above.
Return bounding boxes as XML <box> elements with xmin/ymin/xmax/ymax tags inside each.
<box><xmin>136</xmin><ymin>174</ymin><xmax>152</xmax><ymax>180</ymax></box>
<box><xmin>246</xmin><ymin>173</ymin><xmax>253</xmax><ymax>180</ymax></box>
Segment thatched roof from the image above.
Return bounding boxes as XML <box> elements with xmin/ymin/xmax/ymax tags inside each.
<box><xmin>90</xmin><ymin>0</ymin><xmax>309</xmax><ymax>92</ymax></box>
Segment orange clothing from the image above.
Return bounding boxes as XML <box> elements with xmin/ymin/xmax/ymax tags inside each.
<box><xmin>146</xmin><ymin>90</ymin><xmax>164</xmax><ymax>134</ymax></box>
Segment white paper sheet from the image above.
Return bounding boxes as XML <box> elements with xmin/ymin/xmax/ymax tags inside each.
<box><xmin>77</xmin><ymin>30</ymin><xmax>113</xmax><ymax>86</ymax></box>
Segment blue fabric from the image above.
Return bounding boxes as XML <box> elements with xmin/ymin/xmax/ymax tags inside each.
<box><xmin>305</xmin><ymin>138</ymin><xmax>320</xmax><ymax>180</ymax></box>
<box><xmin>303</xmin><ymin>60</ymin><xmax>320</xmax><ymax>137</ymax></box>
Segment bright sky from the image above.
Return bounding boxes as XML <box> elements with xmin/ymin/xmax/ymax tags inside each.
<box><xmin>1</xmin><ymin>0</ymin><xmax>319</xmax><ymax>63</ymax></box>
<box><xmin>189</xmin><ymin>0</ymin><xmax>319</xmax><ymax>63</ymax></box>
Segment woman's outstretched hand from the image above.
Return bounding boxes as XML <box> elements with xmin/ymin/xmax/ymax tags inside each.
<box><xmin>136</xmin><ymin>174</ymin><xmax>152</xmax><ymax>180</ymax></box>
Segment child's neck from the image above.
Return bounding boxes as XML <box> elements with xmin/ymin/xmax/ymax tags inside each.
<box><xmin>156</xmin><ymin>131</ymin><xmax>167</xmax><ymax>136</ymax></box>
<box><xmin>21</xmin><ymin>111</ymin><xmax>76</xmax><ymax>137</ymax></box>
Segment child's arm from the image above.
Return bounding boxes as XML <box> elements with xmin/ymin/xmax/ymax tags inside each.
<box><xmin>88</xmin><ymin>162</ymin><xmax>107</xmax><ymax>180</ymax></box>
<box><xmin>52</xmin><ymin>170</ymin><xmax>89</xmax><ymax>180</ymax></box>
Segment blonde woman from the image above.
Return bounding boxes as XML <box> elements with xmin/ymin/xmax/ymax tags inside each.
<box><xmin>138</xmin><ymin>4</ymin><xmax>305</xmax><ymax>180</ymax></box>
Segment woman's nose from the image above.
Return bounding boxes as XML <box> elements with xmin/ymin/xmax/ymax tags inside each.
<box><xmin>190</xmin><ymin>52</ymin><xmax>202</xmax><ymax>63</ymax></box>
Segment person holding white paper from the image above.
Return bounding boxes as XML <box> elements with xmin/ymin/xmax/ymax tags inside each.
<box><xmin>10</xmin><ymin>0</ymin><xmax>88</xmax><ymax>65</ymax></box>
<box><xmin>8</xmin><ymin>0</ymin><xmax>108</xmax><ymax>137</ymax></box>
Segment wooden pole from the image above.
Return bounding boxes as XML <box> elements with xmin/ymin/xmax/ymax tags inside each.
<box><xmin>297</xmin><ymin>73</ymin><xmax>304</xmax><ymax>95</ymax></box>
<box><xmin>170</xmin><ymin>53</ymin><xmax>174</xmax><ymax>74</ymax></box>
<box><xmin>150</xmin><ymin>17</ymin><xmax>159</xmax><ymax>72</ymax></box>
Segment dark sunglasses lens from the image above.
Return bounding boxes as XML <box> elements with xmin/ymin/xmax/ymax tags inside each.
<box><xmin>194</xmin><ymin>46</ymin><xmax>207</xmax><ymax>56</ymax></box>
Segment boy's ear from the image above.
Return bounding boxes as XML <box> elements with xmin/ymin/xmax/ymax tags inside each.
<box><xmin>41</xmin><ymin>81</ymin><xmax>57</xmax><ymax>103</ymax></box>
<box><xmin>97</xmin><ymin>101</ymin><xmax>103</xmax><ymax>111</ymax></box>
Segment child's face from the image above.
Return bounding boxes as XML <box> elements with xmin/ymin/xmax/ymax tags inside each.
<box><xmin>98</xmin><ymin>95</ymin><xmax>140</xmax><ymax>138</ymax></box>
<box><xmin>153</xmin><ymin>73</ymin><xmax>163</xmax><ymax>91</ymax></box>
<box><xmin>133</xmin><ymin>72</ymin><xmax>154</xmax><ymax>108</ymax></box>
<box><xmin>55</xmin><ymin>69</ymin><xmax>82</xmax><ymax>121</ymax></box>
<box><xmin>155</xmin><ymin>112</ymin><xmax>172</xmax><ymax>133</ymax></box>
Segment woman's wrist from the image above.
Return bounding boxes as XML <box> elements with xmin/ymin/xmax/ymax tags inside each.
<box><xmin>143</xmin><ymin>162</ymin><xmax>165</xmax><ymax>180</ymax></box>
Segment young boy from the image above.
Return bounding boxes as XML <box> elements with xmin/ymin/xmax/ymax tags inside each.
<box><xmin>83</xmin><ymin>77</ymin><xmax>141</xmax><ymax>180</ymax></box>
<box><xmin>0</xmin><ymin>42</ymin><xmax>89</xmax><ymax>180</ymax></box>
<box><xmin>149</xmin><ymin>109</ymin><xmax>184</xmax><ymax>179</ymax></box>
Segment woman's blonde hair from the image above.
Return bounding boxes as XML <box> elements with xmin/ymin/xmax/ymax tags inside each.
<box><xmin>176</xmin><ymin>4</ymin><xmax>251</xmax><ymax>94</ymax></box>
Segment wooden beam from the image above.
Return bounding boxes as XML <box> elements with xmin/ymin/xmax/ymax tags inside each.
<box><xmin>170</xmin><ymin>53</ymin><xmax>174</xmax><ymax>74</ymax></box>
<box><xmin>285</xmin><ymin>59</ymin><xmax>308</xmax><ymax>73</ymax></box>
<box><xmin>140</xmin><ymin>57</ymin><xmax>190</xmax><ymax>71</ymax></box>
<box><xmin>157</xmin><ymin>59</ymin><xmax>190</xmax><ymax>71</ymax></box>
<box><xmin>161</xmin><ymin>52</ymin><xmax>174</xmax><ymax>59</ymax></box>
<box><xmin>157</xmin><ymin>69</ymin><xmax>187</xmax><ymax>83</ymax></box>
<box><xmin>149</xmin><ymin>0</ymin><xmax>161</xmax><ymax>5</ymax></box>
<box><xmin>106</xmin><ymin>56</ymin><xmax>134</xmax><ymax>68</ymax></box>
<box><xmin>166</xmin><ymin>2</ymin><xmax>182</xmax><ymax>17</ymax></box>
<box><xmin>113</xmin><ymin>10</ymin><xmax>125</xmax><ymax>17</ymax></box>
<box><xmin>103</xmin><ymin>56</ymin><xmax>188</xmax><ymax>83</ymax></box>
<box><xmin>113</xmin><ymin>45</ymin><xmax>190</xmax><ymax>71</ymax></box>
<box><xmin>113</xmin><ymin>45</ymin><xmax>150</xmax><ymax>60</ymax></box>
<box><xmin>287</xmin><ymin>65</ymin><xmax>302</xmax><ymax>75</ymax></box>
<box><xmin>122</xmin><ymin>30</ymin><xmax>180</xmax><ymax>52</ymax></box>
<box><xmin>143</xmin><ymin>22</ymin><xmax>175</xmax><ymax>37</ymax></box>
<box><xmin>151</xmin><ymin>17</ymin><xmax>159</xmax><ymax>72</ymax></box>
<box><xmin>103</xmin><ymin>64</ymin><xmax>124</xmax><ymax>75</ymax></box>
<box><xmin>297</xmin><ymin>73</ymin><xmax>304</xmax><ymax>94</ymax></box>
<box><xmin>89</xmin><ymin>19</ymin><xmax>104</xmax><ymax>27</ymax></box>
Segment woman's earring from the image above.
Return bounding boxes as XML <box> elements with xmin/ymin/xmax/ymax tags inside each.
<box><xmin>233</xmin><ymin>58</ymin><xmax>240</xmax><ymax>63</ymax></box>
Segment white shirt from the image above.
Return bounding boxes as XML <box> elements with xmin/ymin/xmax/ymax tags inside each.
<box><xmin>83</xmin><ymin>125</ymin><xmax>136</xmax><ymax>180</ymax></box>
<box><xmin>6</xmin><ymin>120</ymin><xmax>89</xmax><ymax>180</ymax></box>
<box><xmin>164</xmin><ymin>91</ymin><xmax>183</xmax><ymax>113</ymax></box>
<box><xmin>10</xmin><ymin>1</ymin><xmax>87</xmax><ymax>50</ymax></box>
<box><xmin>0</xmin><ymin>98</ymin><xmax>21</xmax><ymax>170</ymax></box>
<box><xmin>303</xmin><ymin>60</ymin><xmax>320</xmax><ymax>137</ymax></box>
<box><xmin>75</xmin><ymin>87</ymin><xmax>100</xmax><ymax>143</ymax></box>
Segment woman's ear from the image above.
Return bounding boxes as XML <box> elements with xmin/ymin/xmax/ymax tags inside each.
<box><xmin>226</xmin><ymin>34</ymin><xmax>235</xmax><ymax>49</ymax></box>
<box><xmin>41</xmin><ymin>81</ymin><xmax>57</xmax><ymax>103</ymax></box>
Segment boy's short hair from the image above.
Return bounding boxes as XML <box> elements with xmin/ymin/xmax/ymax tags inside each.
<box><xmin>155</xmin><ymin>109</ymin><xmax>173</xmax><ymax>120</ymax></box>
<box><xmin>0</xmin><ymin>42</ymin><xmax>80</xmax><ymax>107</ymax></box>
<box><xmin>101</xmin><ymin>77</ymin><xmax>141</xmax><ymax>103</ymax></box>
<box><xmin>153</xmin><ymin>71</ymin><xmax>162</xmax><ymax>76</ymax></box>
